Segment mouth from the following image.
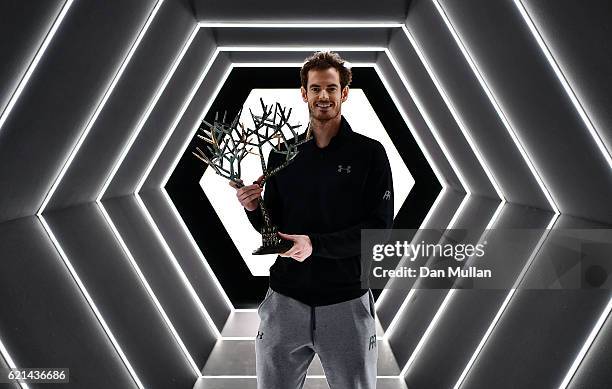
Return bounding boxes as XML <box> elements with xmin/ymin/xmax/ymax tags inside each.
<box><xmin>315</xmin><ymin>102</ymin><xmax>332</xmax><ymax>109</ymax></box>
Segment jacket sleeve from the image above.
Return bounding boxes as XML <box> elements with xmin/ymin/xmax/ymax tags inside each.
<box><xmin>309</xmin><ymin>142</ymin><xmax>394</xmax><ymax>259</ymax></box>
<box><xmin>244</xmin><ymin>151</ymin><xmax>282</xmax><ymax>233</ymax></box>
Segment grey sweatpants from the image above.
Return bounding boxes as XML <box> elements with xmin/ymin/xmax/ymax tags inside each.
<box><xmin>255</xmin><ymin>288</ymin><xmax>378</xmax><ymax>389</ymax></box>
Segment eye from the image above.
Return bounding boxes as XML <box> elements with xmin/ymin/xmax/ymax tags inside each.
<box><xmin>311</xmin><ymin>87</ymin><xmax>320</xmax><ymax>92</ymax></box>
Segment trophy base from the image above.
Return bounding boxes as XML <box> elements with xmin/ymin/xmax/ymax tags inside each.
<box><xmin>252</xmin><ymin>240</ymin><xmax>294</xmax><ymax>255</ymax></box>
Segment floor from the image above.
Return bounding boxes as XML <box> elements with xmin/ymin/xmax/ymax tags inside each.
<box><xmin>193</xmin><ymin>310</ymin><xmax>408</xmax><ymax>389</ymax></box>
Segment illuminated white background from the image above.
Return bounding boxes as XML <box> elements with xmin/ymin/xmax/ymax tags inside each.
<box><xmin>200</xmin><ymin>88</ymin><xmax>414</xmax><ymax>275</ymax></box>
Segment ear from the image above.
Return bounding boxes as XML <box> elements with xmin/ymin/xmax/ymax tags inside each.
<box><xmin>301</xmin><ymin>86</ymin><xmax>308</xmax><ymax>102</ymax></box>
<box><xmin>341</xmin><ymin>86</ymin><xmax>349</xmax><ymax>102</ymax></box>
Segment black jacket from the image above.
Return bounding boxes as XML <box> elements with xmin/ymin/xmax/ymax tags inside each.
<box><xmin>246</xmin><ymin>116</ymin><xmax>394</xmax><ymax>306</ymax></box>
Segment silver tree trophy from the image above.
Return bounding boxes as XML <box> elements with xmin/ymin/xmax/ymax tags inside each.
<box><xmin>192</xmin><ymin>98</ymin><xmax>311</xmax><ymax>255</ymax></box>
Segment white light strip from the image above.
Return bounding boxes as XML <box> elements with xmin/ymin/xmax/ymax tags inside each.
<box><xmin>98</xmin><ymin>200</ymin><xmax>202</xmax><ymax>376</ymax></box>
<box><xmin>558</xmin><ymin>297</ymin><xmax>612</xmax><ymax>389</ymax></box>
<box><xmin>383</xmin><ymin>288</ymin><xmax>416</xmax><ymax>340</ymax></box>
<box><xmin>0</xmin><ymin>0</ymin><xmax>75</xmax><ymax>134</ymax></box>
<box><xmin>383</xmin><ymin>50</ymin><xmax>471</xmax><ymax>195</ymax></box>
<box><xmin>484</xmin><ymin>200</ymin><xmax>506</xmax><ymax>230</ymax></box>
<box><xmin>162</xmin><ymin>188</ymin><xmax>233</xmax><ymax>309</ymax></box>
<box><xmin>373</xmin><ymin>64</ymin><xmax>447</xmax><ymax>189</ymax></box>
<box><xmin>399</xmin><ymin>197</ymin><xmax>505</xmax><ymax>377</ymax></box>
<box><xmin>232</xmin><ymin>62</ymin><xmax>305</xmax><ymax>67</ymax></box>
<box><xmin>160</xmin><ymin>62</ymin><xmax>231</xmax><ymax>187</ymax></box>
<box><xmin>0</xmin><ymin>337</ymin><xmax>30</xmax><ymax>389</ymax></box>
<box><xmin>39</xmin><ymin>0</ymin><xmax>165</xmax><ymax>215</ymax></box>
<box><xmin>419</xmin><ymin>187</ymin><xmax>448</xmax><ymax>230</ymax></box>
<box><xmin>400</xmin><ymin>25</ymin><xmax>505</xmax><ymax>203</ymax></box>
<box><xmin>431</xmin><ymin>0</ymin><xmax>559</xmax><ymax>215</ymax></box>
<box><xmin>199</xmin><ymin>374</ymin><xmax>401</xmax><ymax>380</ymax></box>
<box><xmin>446</xmin><ymin>193</ymin><xmax>471</xmax><ymax>230</ymax></box>
<box><xmin>376</xmin><ymin>187</ymin><xmax>448</xmax><ymax>309</ymax></box>
<box><xmin>135</xmin><ymin>47</ymin><xmax>221</xmax><ymax>193</ymax></box>
<box><xmin>376</xmin><ymin>60</ymin><xmax>470</xmax><ymax>340</ymax></box>
<box><xmin>218</xmin><ymin>46</ymin><xmax>387</xmax><ymax>52</ymax></box>
<box><xmin>454</xmin><ymin>289</ymin><xmax>514</xmax><ymax>388</ymax></box>
<box><xmin>453</xmin><ymin>213</ymin><xmax>559</xmax><ymax>389</ymax></box>
<box><xmin>198</xmin><ymin>375</ymin><xmax>399</xmax><ymax>378</ymax></box>
<box><xmin>513</xmin><ymin>0</ymin><xmax>612</xmax><ymax>170</ymax></box>
<box><xmin>384</xmin><ymin>191</ymin><xmax>469</xmax><ymax>340</ymax></box>
<box><xmin>221</xmin><ymin>337</ymin><xmax>257</xmax><ymax>341</ymax></box>
<box><xmin>38</xmin><ymin>215</ymin><xmax>144</xmax><ymax>388</ymax></box>
<box><xmin>231</xmin><ymin>62</ymin><xmax>376</xmax><ymax>67</ymax></box>
<box><xmin>399</xmin><ymin>289</ymin><xmax>456</xmax><ymax>377</ymax></box>
<box><xmin>198</xmin><ymin>22</ymin><xmax>404</xmax><ymax>28</ymax></box>
<box><xmin>135</xmin><ymin>194</ymin><xmax>221</xmax><ymax>338</ymax></box>
<box><xmin>97</xmin><ymin>25</ymin><xmax>200</xmax><ymax>202</ymax></box>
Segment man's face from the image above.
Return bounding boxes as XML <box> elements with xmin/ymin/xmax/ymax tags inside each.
<box><xmin>301</xmin><ymin>67</ymin><xmax>349</xmax><ymax>122</ymax></box>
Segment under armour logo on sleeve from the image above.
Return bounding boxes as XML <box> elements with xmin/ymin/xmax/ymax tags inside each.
<box><xmin>383</xmin><ymin>190</ymin><xmax>391</xmax><ymax>200</ymax></box>
<box><xmin>368</xmin><ymin>334</ymin><xmax>377</xmax><ymax>350</ymax></box>
<box><xmin>337</xmin><ymin>165</ymin><xmax>351</xmax><ymax>173</ymax></box>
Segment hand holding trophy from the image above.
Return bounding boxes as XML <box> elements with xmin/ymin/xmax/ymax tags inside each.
<box><xmin>192</xmin><ymin>98</ymin><xmax>311</xmax><ymax>255</ymax></box>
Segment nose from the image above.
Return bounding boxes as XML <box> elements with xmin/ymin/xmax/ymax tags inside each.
<box><xmin>319</xmin><ymin>89</ymin><xmax>329</xmax><ymax>100</ymax></box>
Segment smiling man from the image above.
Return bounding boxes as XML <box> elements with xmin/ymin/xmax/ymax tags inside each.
<box><xmin>233</xmin><ymin>51</ymin><xmax>394</xmax><ymax>389</ymax></box>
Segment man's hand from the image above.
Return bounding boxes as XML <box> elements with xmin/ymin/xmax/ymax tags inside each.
<box><xmin>229</xmin><ymin>175</ymin><xmax>264</xmax><ymax>211</ymax></box>
<box><xmin>278</xmin><ymin>232</ymin><xmax>313</xmax><ymax>262</ymax></box>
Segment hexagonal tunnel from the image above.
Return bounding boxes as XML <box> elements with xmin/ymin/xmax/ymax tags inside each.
<box><xmin>1</xmin><ymin>0</ymin><xmax>611</xmax><ymax>389</ymax></box>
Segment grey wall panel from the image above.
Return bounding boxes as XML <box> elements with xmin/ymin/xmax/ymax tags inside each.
<box><xmin>522</xmin><ymin>0</ymin><xmax>612</xmax><ymax>161</ymax></box>
<box><xmin>46</xmin><ymin>0</ymin><xmax>197</xmax><ymax>212</ymax></box>
<box><xmin>0</xmin><ymin>0</ymin><xmax>158</xmax><ymax>223</ymax></box>
<box><xmin>569</xmin><ymin>313</ymin><xmax>612</xmax><ymax>389</ymax></box>
<box><xmin>227</xmin><ymin>50</ymin><xmax>380</xmax><ymax>64</ymax></box>
<box><xmin>377</xmin><ymin>189</ymin><xmax>464</xmax><ymax>330</ymax></box>
<box><xmin>406</xmin><ymin>0</ymin><xmax>551</xmax><ymax>210</ymax></box>
<box><xmin>140</xmin><ymin>188</ymin><xmax>231</xmax><ymax>330</ymax></box>
<box><xmin>144</xmin><ymin>51</ymin><xmax>379</xmax><ymax>190</ymax></box>
<box><xmin>388</xmin><ymin>30</ymin><xmax>497</xmax><ymax>199</ymax></box>
<box><xmin>192</xmin><ymin>0</ymin><xmax>409</xmax><ymax>23</ymax></box>
<box><xmin>420</xmin><ymin>190</ymin><xmax>465</xmax><ymax>230</ymax></box>
<box><xmin>0</xmin><ymin>216</ymin><xmax>137</xmax><ymax>388</ymax></box>
<box><xmin>0</xmin><ymin>0</ymin><xmax>65</xmax><ymax>117</ymax></box>
<box><xmin>403</xmin><ymin>204</ymin><xmax>554</xmax><ymax>389</ymax></box>
<box><xmin>490</xmin><ymin>203</ymin><xmax>555</xmax><ymax>230</ymax></box>
<box><xmin>439</xmin><ymin>0</ymin><xmax>612</xmax><ymax>224</ymax></box>
<box><xmin>376</xmin><ymin>54</ymin><xmax>463</xmax><ymax>191</ymax></box>
<box><xmin>102</xmin><ymin>195</ymin><xmax>217</xmax><ymax>367</ymax></box>
<box><xmin>103</xmin><ymin>29</ymin><xmax>218</xmax><ymax>200</ymax></box>
<box><xmin>43</xmin><ymin>203</ymin><xmax>199</xmax><ymax>388</ymax></box>
<box><xmin>212</xmin><ymin>27</ymin><xmax>393</xmax><ymax>47</ymax></box>
<box><xmin>388</xmin><ymin>195</ymin><xmax>499</xmax><ymax>368</ymax></box>
<box><xmin>142</xmin><ymin>52</ymin><xmax>231</xmax><ymax>190</ymax></box>
<box><xmin>461</xmin><ymin>216</ymin><xmax>610</xmax><ymax>389</ymax></box>
<box><xmin>462</xmin><ymin>290</ymin><xmax>611</xmax><ymax>389</ymax></box>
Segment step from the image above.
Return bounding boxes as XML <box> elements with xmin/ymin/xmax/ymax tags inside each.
<box><xmin>194</xmin><ymin>376</ymin><xmax>409</xmax><ymax>389</ymax></box>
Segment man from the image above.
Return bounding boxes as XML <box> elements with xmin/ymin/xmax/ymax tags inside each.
<box><xmin>232</xmin><ymin>51</ymin><xmax>393</xmax><ymax>389</ymax></box>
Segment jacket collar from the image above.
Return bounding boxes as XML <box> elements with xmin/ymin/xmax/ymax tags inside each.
<box><xmin>310</xmin><ymin>115</ymin><xmax>352</xmax><ymax>150</ymax></box>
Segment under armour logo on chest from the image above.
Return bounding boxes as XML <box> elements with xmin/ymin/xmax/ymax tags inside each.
<box><xmin>256</xmin><ymin>331</ymin><xmax>264</xmax><ymax>340</ymax></box>
<box><xmin>337</xmin><ymin>165</ymin><xmax>351</xmax><ymax>173</ymax></box>
<box><xmin>383</xmin><ymin>190</ymin><xmax>391</xmax><ymax>200</ymax></box>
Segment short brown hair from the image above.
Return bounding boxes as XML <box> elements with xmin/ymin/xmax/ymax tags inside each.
<box><xmin>300</xmin><ymin>51</ymin><xmax>352</xmax><ymax>90</ymax></box>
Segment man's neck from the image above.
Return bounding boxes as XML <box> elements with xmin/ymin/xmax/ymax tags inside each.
<box><xmin>310</xmin><ymin>115</ymin><xmax>342</xmax><ymax>148</ymax></box>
